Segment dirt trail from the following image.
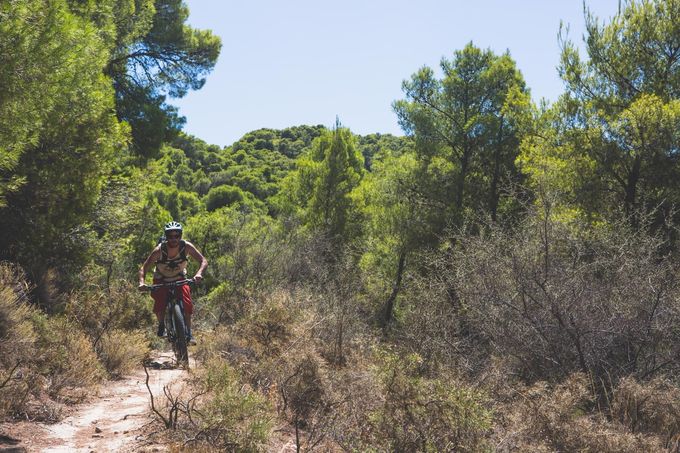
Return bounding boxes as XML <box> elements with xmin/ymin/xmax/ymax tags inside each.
<box><xmin>0</xmin><ymin>352</ymin><xmax>185</xmax><ymax>453</ymax></box>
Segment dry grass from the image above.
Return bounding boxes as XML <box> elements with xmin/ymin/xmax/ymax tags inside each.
<box><xmin>0</xmin><ymin>263</ymin><xmax>39</xmax><ymax>418</ymax></box>
<box><xmin>37</xmin><ymin>317</ymin><xmax>105</xmax><ymax>403</ymax></box>
<box><xmin>612</xmin><ymin>376</ymin><xmax>680</xmax><ymax>451</ymax></box>
<box><xmin>496</xmin><ymin>373</ymin><xmax>666</xmax><ymax>452</ymax></box>
<box><xmin>0</xmin><ymin>263</ymin><xmax>139</xmax><ymax>418</ymax></box>
<box><xmin>98</xmin><ymin>329</ymin><xmax>150</xmax><ymax>378</ymax></box>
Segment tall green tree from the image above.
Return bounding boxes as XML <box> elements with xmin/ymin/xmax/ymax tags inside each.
<box><xmin>394</xmin><ymin>43</ymin><xmax>530</xmax><ymax>227</ymax></box>
<box><xmin>359</xmin><ymin>148</ymin><xmax>435</xmax><ymax>324</ymax></box>
<box><xmin>530</xmin><ymin>0</ymin><xmax>680</xmax><ymax>225</ymax></box>
<box><xmin>278</xmin><ymin>122</ymin><xmax>365</xmax><ymax>245</ymax></box>
<box><xmin>367</xmin><ymin>44</ymin><xmax>529</xmax><ymax>324</ymax></box>
<box><xmin>0</xmin><ymin>1</ymin><xmax>76</xmax><ymax>207</ymax></box>
<box><xmin>103</xmin><ymin>0</ymin><xmax>221</xmax><ymax>159</ymax></box>
<box><xmin>0</xmin><ymin>0</ymin><xmax>128</xmax><ymax>305</ymax></box>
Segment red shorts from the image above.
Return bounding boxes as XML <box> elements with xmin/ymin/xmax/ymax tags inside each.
<box><xmin>151</xmin><ymin>278</ymin><xmax>193</xmax><ymax>316</ymax></box>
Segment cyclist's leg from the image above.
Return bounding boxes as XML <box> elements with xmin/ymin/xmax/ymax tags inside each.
<box><xmin>152</xmin><ymin>279</ymin><xmax>168</xmax><ymax>335</ymax></box>
<box><xmin>181</xmin><ymin>284</ymin><xmax>193</xmax><ymax>327</ymax></box>
<box><xmin>181</xmin><ymin>284</ymin><xmax>194</xmax><ymax>341</ymax></box>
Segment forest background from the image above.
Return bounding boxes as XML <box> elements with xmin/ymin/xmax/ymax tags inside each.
<box><xmin>1</xmin><ymin>0</ymin><xmax>680</xmax><ymax>451</ymax></box>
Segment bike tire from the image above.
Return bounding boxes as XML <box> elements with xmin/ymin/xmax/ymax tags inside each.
<box><xmin>172</xmin><ymin>303</ymin><xmax>189</xmax><ymax>368</ymax></box>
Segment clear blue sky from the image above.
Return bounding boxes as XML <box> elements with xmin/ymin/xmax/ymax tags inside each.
<box><xmin>174</xmin><ymin>1</ymin><xmax>622</xmax><ymax>147</ymax></box>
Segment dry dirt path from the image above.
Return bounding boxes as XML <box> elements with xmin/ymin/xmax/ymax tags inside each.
<box><xmin>0</xmin><ymin>352</ymin><xmax>186</xmax><ymax>453</ymax></box>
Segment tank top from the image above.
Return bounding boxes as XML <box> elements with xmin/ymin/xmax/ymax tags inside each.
<box><xmin>153</xmin><ymin>243</ymin><xmax>188</xmax><ymax>282</ymax></box>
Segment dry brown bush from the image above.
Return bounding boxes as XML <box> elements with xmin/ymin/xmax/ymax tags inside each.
<box><xmin>306</xmin><ymin>263</ymin><xmax>374</xmax><ymax>367</ymax></box>
<box><xmin>417</xmin><ymin>213</ymin><xmax>680</xmax><ymax>387</ymax></box>
<box><xmin>611</xmin><ymin>376</ymin><xmax>680</xmax><ymax>450</ymax></box>
<box><xmin>194</xmin><ymin>291</ymin><xmax>309</xmax><ymax>398</ymax></box>
<box><xmin>364</xmin><ymin>348</ymin><xmax>491</xmax><ymax>452</ymax></box>
<box><xmin>160</xmin><ymin>359</ymin><xmax>274</xmax><ymax>451</ymax></box>
<box><xmin>497</xmin><ymin>373</ymin><xmax>664</xmax><ymax>452</ymax></box>
<box><xmin>199</xmin><ymin>223</ymin><xmax>332</xmax><ymax>327</ymax></box>
<box><xmin>99</xmin><ymin>329</ymin><xmax>150</xmax><ymax>378</ymax></box>
<box><xmin>314</xmin><ymin>364</ymin><xmax>381</xmax><ymax>451</ymax></box>
<box><xmin>234</xmin><ymin>291</ymin><xmax>300</xmax><ymax>357</ymax></box>
<box><xmin>64</xmin><ymin>274</ymin><xmax>152</xmax><ymax>348</ymax></box>
<box><xmin>36</xmin><ymin>317</ymin><xmax>105</xmax><ymax>402</ymax></box>
<box><xmin>201</xmin><ymin>281</ymin><xmax>256</xmax><ymax>326</ymax></box>
<box><xmin>0</xmin><ymin>263</ymin><xmax>40</xmax><ymax>418</ymax></box>
<box><xmin>395</xmin><ymin>276</ymin><xmax>474</xmax><ymax>377</ymax></box>
<box><xmin>195</xmin><ymin>288</ymin><xmax>354</xmax><ymax>451</ymax></box>
<box><xmin>277</xmin><ymin>347</ymin><xmax>334</xmax><ymax>451</ymax></box>
<box><xmin>0</xmin><ymin>263</ymin><xmax>109</xmax><ymax>418</ymax></box>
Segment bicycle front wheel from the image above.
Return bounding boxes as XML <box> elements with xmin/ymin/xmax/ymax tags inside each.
<box><xmin>172</xmin><ymin>303</ymin><xmax>189</xmax><ymax>368</ymax></box>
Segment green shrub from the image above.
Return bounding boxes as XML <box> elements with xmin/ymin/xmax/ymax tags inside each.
<box><xmin>191</xmin><ymin>360</ymin><xmax>274</xmax><ymax>451</ymax></box>
<box><xmin>205</xmin><ymin>185</ymin><xmax>245</xmax><ymax>211</ymax></box>
<box><xmin>367</xmin><ymin>349</ymin><xmax>491</xmax><ymax>452</ymax></box>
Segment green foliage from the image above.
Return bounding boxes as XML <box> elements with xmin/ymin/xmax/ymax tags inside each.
<box><xmin>235</xmin><ymin>125</ymin><xmax>325</xmax><ymax>159</ymax></box>
<box><xmin>193</xmin><ymin>360</ymin><xmax>273</xmax><ymax>451</ymax></box>
<box><xmin>105</xmin><ymin>0</ymin><xmax>222</xmax><ymax>158</ymax></box>
<box><xmin>101</xmin><ymin>180</ymin><xmax>171</xmax><ymax>267</ymax></box>
<box><xmin>368</xmin><ymin>348</ymin><xmax>491</xmax><ymax>452</ymax></box>
<box><xmin>357</xmin><ymin>151</ymin><xmax>426</xmax><ymax>322</ymax></box>
<box><xmin>0</xmin><ymin>0</ymin><xmax>53</xmax><ymax>206</ymax></box>
<box><xmin>186</xmin><ymin>207</ymin><xmax>283</xmax><ymax>305</ymax></box>
<box><xmin>159</xmin><ymin>128</ymin><xmax>326</xmax><ymax>216</ymax></box>
<box><xmin>0</xmin><ymin>0</ymin><xmax>128</xmax><ymax>305</ymax></box>
<box><xmin>204</xmin><ymin>185</ymin><xmax>246</xmax><ymax>211</ymax></box>
<box><xmin>357</xmin><ymin>133</ymin><xmax>411</xmax><ymax>169</ymax></box>
<box><xmin>394</xmin><ymin>42</ymin><xmax>530</xmax><ymax>227</ymax></box>
<box><xmin>541</xmin><ymin>0</ymin><xmax>680</xmax><ymax>225</ymax></box>
<box><xmin>278</xmin><ymin>124</ymin><xmax>365</xmax><ymax>243</ymax></box>
<box><xmin>152</xmin><ymin>186</ymin><xmax>201</xmax><ymax>220</ymax></box>
<box><xmin>516</xmin><ymin>101</ymin><xmax>601</xmax><ymax>224</ymax></box>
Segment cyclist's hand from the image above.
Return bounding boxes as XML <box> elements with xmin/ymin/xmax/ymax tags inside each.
<box><xmin>193</xmin><ymin>274</ymin><xmax>203</xmax><ymax>284</ymax></box>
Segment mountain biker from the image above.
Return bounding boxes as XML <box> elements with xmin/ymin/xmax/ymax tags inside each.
<box><xmin>138</xmin><ymin>221</ymin><xmax>208</xmax><ymax>345</ymax></box>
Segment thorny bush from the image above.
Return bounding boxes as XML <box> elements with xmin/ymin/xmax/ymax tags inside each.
<box><xmin>428</xmin><ymin>214</ymin><xmax>680</xmax><ymax>386</ymax></box>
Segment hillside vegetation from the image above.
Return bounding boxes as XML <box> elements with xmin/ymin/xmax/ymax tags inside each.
<box><xmin>2</xmin><ymin>0</ymin><xmax>680</xmax><ymax>451</ymax></box>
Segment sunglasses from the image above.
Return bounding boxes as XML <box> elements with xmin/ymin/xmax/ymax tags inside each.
<box><xmin>166</xmin><ymin>233</ymin><xmax>181</xmax><ymax>239</ymax></box>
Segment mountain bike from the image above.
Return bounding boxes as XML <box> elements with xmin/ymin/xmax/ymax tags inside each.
<box><xmin>142</xmin><ymin>278</ymin><xmax>194</xmax><ymax>368</ymax></box>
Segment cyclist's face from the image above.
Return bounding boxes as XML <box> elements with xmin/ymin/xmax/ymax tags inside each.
<box><xmin>166</xmin><ymin>232</ymin><xmax>181</xmax><ymax>244</ymax></box>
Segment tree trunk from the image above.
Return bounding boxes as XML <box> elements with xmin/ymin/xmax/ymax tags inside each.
<box><xmin>382</xmin><ymin>249</ymin><xmax>407</xmax><ymax>326</ymax></box>
<box><xmin>489</xmin><ymin>117</ymin><xmax>505</xmax><ymax>222</ymax></box>
<box><xmin>456</xmin><ymin>146</ymin><xmax>471</xmax><ymax>212</ymax></box>
<box><xmin>624</xmin><ymin>155</ymin><xmax>641</xmax><ymax>226</ymax></box>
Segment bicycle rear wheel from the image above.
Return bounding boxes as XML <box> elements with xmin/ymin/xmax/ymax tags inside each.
<box><xmin>172</xmin><ymin>303</ymin><xmax>189</xmax><ymax>368</ymax></box>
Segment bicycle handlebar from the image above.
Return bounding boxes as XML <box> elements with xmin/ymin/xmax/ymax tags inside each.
<box><xmin>140</xmin><ymin>278</ymin><xmax>196</xmax><ymax>292</ymax></box>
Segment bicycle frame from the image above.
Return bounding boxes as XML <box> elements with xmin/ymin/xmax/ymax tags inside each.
<box><xmin>144</xmin><ymin>278</ymin><xmax>194</xmax><ymax>367</ymax></box>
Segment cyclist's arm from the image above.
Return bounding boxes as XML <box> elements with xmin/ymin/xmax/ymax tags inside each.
<box><xmin>184</xmin><ymin>241</ymin><xmax>208</xmax><ymax>281</ymax></box>
<box><xmin>139</xmin><ymin>245</ymin><xmax>162</xmax><ymax>288</ymax></box>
